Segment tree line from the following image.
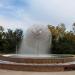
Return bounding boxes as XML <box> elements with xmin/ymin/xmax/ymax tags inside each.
<box><xmin>0</xmin><ymin>23</ymin><xmax>75</xmax><ymax>54</ymax></box>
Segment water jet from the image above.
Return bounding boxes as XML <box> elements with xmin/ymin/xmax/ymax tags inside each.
<box><xmin>19</xmin><ymin>25</ymin><xmax>51</xmax><ymax>55</ymax></box>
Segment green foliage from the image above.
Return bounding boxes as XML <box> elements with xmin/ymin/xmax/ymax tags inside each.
<box><xmin>48</xmin><ymin>23</ymin><xmax>75</xmax><ymax>54</ymax></box>
<box><xmin>0</xmin><ymin>27</ymin><xmax>23</xmax><ymax>54</ymax></box>
<box><xmin>51</xmin><ymin>38</ymin><xmax>75</xmax><ymax>54</ymax></box>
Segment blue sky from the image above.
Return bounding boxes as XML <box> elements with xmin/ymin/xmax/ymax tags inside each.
<box><xmin>0</xmin><ymin>0</ymin><xmax>75</xmax><ymax>31</ymax></box>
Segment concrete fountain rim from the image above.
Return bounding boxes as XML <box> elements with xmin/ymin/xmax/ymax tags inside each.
<box><xmin>0</xmin><ymin>54</ymin><xmax>75</xmax><ymax>72</ymax></box>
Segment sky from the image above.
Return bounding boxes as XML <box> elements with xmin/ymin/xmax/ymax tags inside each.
<box><xmin>0</xmin><ymin>0</ymin><xmax>75</xmax><ymax>31</ymax></box>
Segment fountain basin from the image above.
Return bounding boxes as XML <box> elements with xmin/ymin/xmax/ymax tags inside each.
<box><xmin>0</xmin><ymin>54</ymin><xmax>74</xmax><ymax>64</ymax></box>
<box><xmin>0</xmin><ymin>54</ymin><xmax>75</xmax><ymax>71</ymax></box>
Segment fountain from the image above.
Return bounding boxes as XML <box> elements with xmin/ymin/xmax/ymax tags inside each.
<box><xmin>19</xmin><ymin>25</ymin><xmax>51</xmax><ymax>55</ymax></box>
<box><xmin>0</xmin><ymin>25</ymin><xmax>75</xmax><ymax>72</ymax></box>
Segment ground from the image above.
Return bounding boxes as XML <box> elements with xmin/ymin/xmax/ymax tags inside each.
<box><xmin>0</xmin><ymin>70</ymin><xmax>75</xmax><ymax>75</ymax></box>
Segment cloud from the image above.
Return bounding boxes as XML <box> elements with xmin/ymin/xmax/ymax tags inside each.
<box><xmin>0</xmin><ymin>0</ymin><xmax>75</xmax><ymax>31</ymax></box>
<box><xmin>26</xmin><ymin>0</ymin><xmax>75</xmax><ymax>30</ymax></box>
<box><xmin>0</xmin><ymin>0</ymin><xmax>31</xmax><ymax>31</ymax></box>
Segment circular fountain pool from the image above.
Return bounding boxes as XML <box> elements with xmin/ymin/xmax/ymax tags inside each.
<box><xmin>0</xmin><ymin>54</ymin><xmax>75</xmax><ymax>72</ymax></box>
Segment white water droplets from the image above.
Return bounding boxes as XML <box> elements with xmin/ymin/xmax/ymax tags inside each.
<box><xmin>19</xmin><ymin>25</ymin><xmax>52</xmax><ymax>55</ymax></box>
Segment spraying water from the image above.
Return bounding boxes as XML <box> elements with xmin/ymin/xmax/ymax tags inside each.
<box><xmin>19</xmin><ymin>25</ymin><xmax>52</xmax><ymax>55</ymax></box>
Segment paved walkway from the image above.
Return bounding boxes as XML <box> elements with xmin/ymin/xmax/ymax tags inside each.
<box><xmin>0</xmin><ymin>70</ymin><xmax>75</xmax><ymax>75</ymax></box>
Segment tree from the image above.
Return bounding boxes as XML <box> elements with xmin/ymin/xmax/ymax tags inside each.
<box><xmin>48</xmin><ymin>23</ymin><xmax>75</xmax><ymax>54</ymax></box>
<box><xmin>56</xmin><ymin>23</ymin><xmax>66</xmax><ymax>41</ymax></box>
<box><xmin>48</xmin><ymin>23</ymin><xmax>66</xmax><ymax>41</ymax></box>
<box><xmin>73</xmin><ymin>23</ymin><xmax>75</xmax><ymax>35</ymax></box>
<box><xmin>14</xmin><ymin>29</ymin><xmax>23</xmax><ymax>52</ymax></box>
<box><xmin>0</xmin><ymin>26</ymin><xmax>4</xmax><ymax>32</ymax></box>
